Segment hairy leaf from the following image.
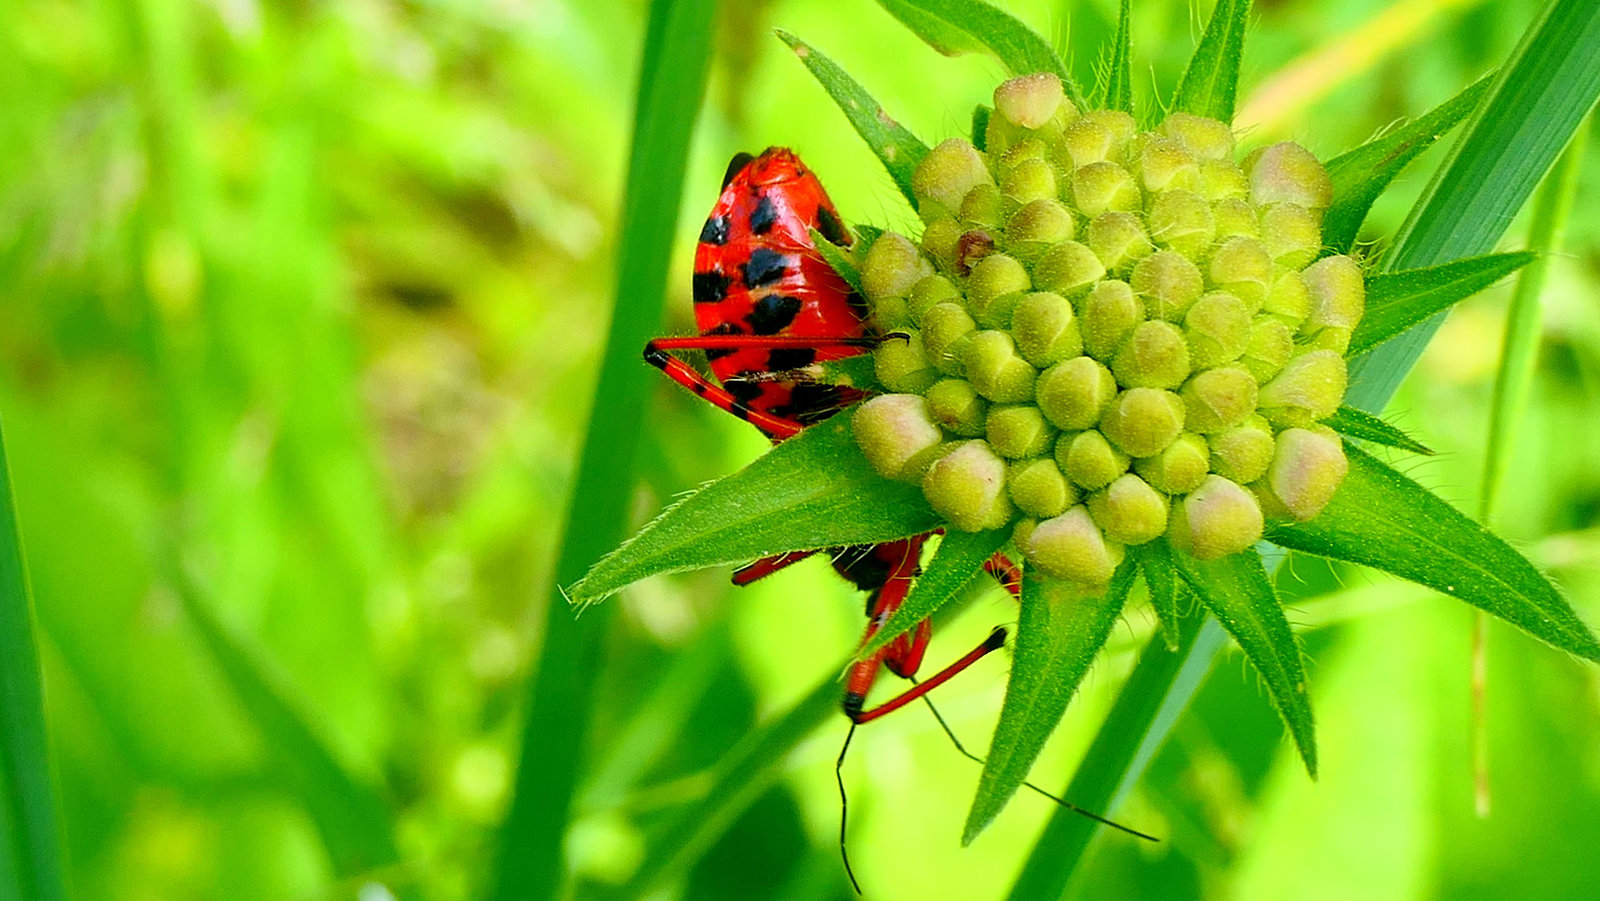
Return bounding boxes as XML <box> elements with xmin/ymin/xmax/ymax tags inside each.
<box><xmin>859</xmin><ymin>528</ymin><xmax>1010</xmax><ymax>659</ymax></box>
<box><xmin>569</xmin><ymin>416</ymin><xmax>940</xmax><ymax>605</ymax></box>
<box><xmin>777</xmin><ymin>31</ymin><xmax>930</xmax><ymax>210</ymax></box>
<box><xmin>807</xmin><ymin>227</ymin><xmax>863</xmax><ymax>296</ymax></box>
<box><xmin>1173</xmin><ymin>548</ymin><xmax>1317</xmax><ymax>776</ymax></box>
<box><xmin>1349</xmin><ymin>252</ymin><xmax>1535</xmax><ymax>358</ymax></box>
<box><xmin>813</xmin><ymin>354</ymin><xmax>882</xmax><ymax>392</ymax></box>
<box><xmin>963</xmin><ymin>562</ymin><xmax>1136</xmax><ymax>843</ymax></box>
<box><xmin>875</xmin><ymin>0</ymin><xmax>1085</xmax><ymax>107</ymax></box>
<box><xmin>1135</xmin><ymin>540</ymin><xmax>1183</xmax><ymax>651</ymax></box>
<box><xmin>1099</xmin><ymin>0</ymin><xmax>1134</xmax><ymax>113</ymax></box>
<box><xmin>1322</xmin><ymin>76</ymin><xmax>1492</xmax><ymax>253</ymax></box>
<box><xmin>1267</xmin><ymin>442</ymin><xmax>1600</xmax><ymax>661</ymax></box>
<box><xmin>1172</xmin><ymin>0</ymin><xmax>1252</xmax><ymax>123</ymax></box>
<box><xmin>1325</xmin><ymin>405</ymin><xmax>1434</xmax><ymax>455</ymax></box>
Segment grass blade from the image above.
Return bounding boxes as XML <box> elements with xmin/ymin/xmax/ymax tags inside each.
<box><xmin>0</xmin><ymin>424</ymin><xmax>65</xmax><ymax>901</ymax></box>
<box><xmin>858</xmin><ymin>528</ymin><xmax>1009</xmax><ymax>659</ymax></box>
<box><xmin>873</xmin><ymin>0</ymin><xmax>1084</xmax><ymax>107</ymax></box>
<box><xmin>489</xmin><ymin>2</ymin><xmax>719</xmax><ymax>897</ymax></box>
<box><xmin>778</xmin><ymin>31</ymin><xmax>930</xmax><ymax>211</ymax></box>
<box><xmin>1349</xmin><ymin>252</ymin><xmax>1535</xmax><ymax>358</ymax></box>
<box><xmin>1172</xmin><ymin>0</ymin><xmax>1253</xmax><ymax>123</ymax></box>
<box><xmin>1325</xmin><ymin>405</ymin><xmax>1434</xmax><ymax>455</ymax></box>
<box><xmin>1322</xmin><ymin>75</ymin><xmax>1492</xmax><ymax>253</ymax></box>
<box><xmin>1135</xmin><ymin>540</ymin><xmax>1183</xmax><ymax>651</ymax></box>
<box><xmin>962</xmin><ymin>563</ymin><xmax>1136</xmax><ymax>843</ymax></box>
<box><xmin>1097</xmin><ymin>0</ymin><xmax>1134</xmax><ymax>113</ymax></box>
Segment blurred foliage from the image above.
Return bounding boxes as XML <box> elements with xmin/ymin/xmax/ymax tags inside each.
<box><xmin>0</xmin><ymin>0</ymin><xmax>1596</xmax><ymax>899</ymax></box>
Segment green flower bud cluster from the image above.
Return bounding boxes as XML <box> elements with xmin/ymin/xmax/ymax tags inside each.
<box><xmin>852</xmin><ymin>74</ymin><xmax>1359</xmax><ymax>587</ymax></box>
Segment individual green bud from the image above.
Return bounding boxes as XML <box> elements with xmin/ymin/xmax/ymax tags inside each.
<box><xmin>875</xmin><ymin>330</ymin><xmax>939</xmax><ymax>393</ymax></box>
<box><xmin>1081</xmin><ymin>280</ymin><xmax>1143</xmax><ymax>361</ymax></box>
<box><xmin>921</xmin><ymin>301</ymin><xmax>978</xmax><ymax>376</ymax></box>
<box><xmin>959</xmin><ymin>182</ymin><xmax>1004</xmax><ymax>229</ymax></box>
<box><xmin>1022</xmin><ymin>506</ymin><xmax>1124</xmax><ymax>585</ymax></box>
<box><xmin>1146</xmin><ymin>189</ymin><xmax>1216</xmax><ymax>258</ymax></box>
<box><xmin>1301</xmin><ymin>326</ymin><xmax>1352</xmax><ymax>355</ymax></box>
<box><xmin>1072</xmin><ymin>162</ymin><xmax>1141</xmax><ymax>217</ymax></box>
<box><xmin>926</xmin><ymin>378</ymin><xmax>988</xmax><ymax>437</ymax></box>
<box><xmin>907</xmin><ymin>274</ymin><xmax>961</xmax><ymax>321</ymax></box>
<box><xmin>1262</xmin><ymin>270</ymin><xmax>1312</xmax><ymax>328</ymax></box>
<box><xmin>1131</xmin><ymin>250</ymin><xmax>1205</xmax><ymax>321</ymax></box>
<box><xmin>1160</xmin><ymin>113</ymin><xmax>1236</xmax><ymax>162</ymax></box>
<box><xmin>1088</xmin><ymin>109</ymin><xmax>1137</xmax><ymax>147</ymax></box>
<box><xmin>1180</xmin><ymin>364</ymin><xmax>1258</xmax><ymax>433</ymax></box>
<box><xmin>1209</xmin><ymin>415</ymin><xmax>1276</xmax><ymax>484</ymax></box>
<box><xmin>1211</xmin><ymin>197</ymin><xmax>1259</xmax><ymax>239</ymax></box>
<box><xmin>1037</xmin><ymin>356</ymin><xmax>1117</xmax><ymax>429</ymax></box>
<box><xmin>1006</xmin><ymin>199</ymin><xmax>1077</xmax><ymax>260</ymax></box>
<box><xmin>1057</xmin><ymin>429</ymin><xmax>1131</xmax><ymax>490</ymax></box>
<box><xmin>1009</xmin><ymin>457</ymin><xmax>1077</xmax><ymax>518</ymax></box>
<box><xmin>967</xmin><ymin>253</ymin><xmax>1032</xmax><ymax>327</ymax></box>
<box><xmin>1137</xmin><ymin>137</ymin><xmax>1200</xmax><ymax>193</ymax></box>
<box><xmin>1032</xmin><ymin>240</ymin><xmax>1106</xmax><ymax>296</ymax></box>
<box><xmin>1169</xmin><ymin>475</ymin><xmax>1264</xmax><ymax>560</ymax></box>
<box><xmin>994</xmin><ymin>72</ymin><xmax>1066</xmax><ymax>128</ymax></box>
<box><xmin>1100</xmin><ymin>387</ymin><xmax>1185</xmax><ymax>457</ymax></box>
<box><xmin>923</xmin><ymin>440</ymin><xmax>1013</xmax><ymax>531</ymax></box>
<box><xmin>913</xmin><ymin>137</ymin><xmax>994</xmax><ymax>220</ymax></box>
<box><xmin>1260</xmin><ymin>203</ymin><xmax>1323</xmax><ymax>269</ymax></box>
<box><xmin>1208</xmin><ymin>236</ymin><xmax>1273</xmax><ymax>307</ymax></box>
<box><xmin>1087</xmin><ymin>473</ymin><xmax>1169</xmax><ymax>545</ymax></box>
<box><xmin>1242</xmin><ymin>317</ymin><xmax>1295</xmax><ymax>382</ymax></box>
<box><xmin>987</xmin><ymin>404</ymin><xmax>1056</xmax><ymax>459</ymax></box>
<box><xmin>1257</xmin><ymin>349</ymin><xmax>1346</xmax><ymax>427</ymax></box>
<box><xmin>853</xmin><ymin>394</ymin><xmax>945</xmax><ymax>481</ymax></box>
<box><xmin>1265</xmin><ymin>426</ymin><xmax>1348</xmax><ymax>521</ymax></box>
<box><xmin>1059</xmin><ymin>113</ymin><xmax>1119</xmax><ymax>168</ymax></box>
<box><xmin>998</xmin><ymin>137</ymin><xmax>1049</xmax><ymax>174</ymax></box>
<box><xmin>1133</xmin><ymin>431</ymin><xmax>1209</xmax><ymax>494</ymax></box>
<box><xmin>1112</xmin><ymin>320</ymin><xmax>1192</xmax><ymax>390</ymax></box>
<box><xmin>921</xmin><ymin>216</ymin><xmax>963</xmax><ymax>271</ymax></box>
<box><xmin>964</xmin><ymin>330</ymin><xmax>1038</xmax><ymax>403</ymax></box>
<box><xmin>1087</xmin><ymin>211</ymin><xmax>1153</xmax><ymax>274</ymax></box>
<box><xmin>1184</xmin><ymin>291</ymin><xmax>1252</xmax><ymax>369</ymax></box>
<box><xmin>1300</xmin><ymin>254</ymin><xmax>1366</xmax><ymax>332</ymax></box>
<box><xmin>1245</xmin><ymin>141</ymin><xmax>1333</xmax><ymax>211</ymax></box>
<box><xmin>1011</xmin><ymin>291</ymin><xmax>1083</xmax><ymax>367</ymax></box>
<box><xmin>873</xmin><ymin>296</ymin><xmax>912</xmax><ymax>331</ymax></box>
<box><xmin>861</xmin><ymin>232</ymin><xmax>933</xmax><ymax>302</ymax></box>
<box><xmin>1001</xmin><ymin>158</ymin><xmax>1058</xmax><ymax>207</ymax></box>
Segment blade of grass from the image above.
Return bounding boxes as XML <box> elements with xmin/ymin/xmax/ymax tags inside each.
<box><xmin>488</xmin><ymin>2</ymin><xmax>718</xmax><ymax>898</ymax></box>
<box><xmin>0</xmin><ymin>423</ymin><xmax>66</xmax><ymax>901</ymax></box>
<box><xmin>1172</xmin><ymin>0</ymin><xmax>1253</xmax><ymax>123</ymax></box>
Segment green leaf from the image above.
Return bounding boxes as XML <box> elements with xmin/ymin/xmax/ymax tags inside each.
<box><xmin>971</xmin><ymin>104</ymin><xmax>992</xmax><ymax>152</ymax></box>
<box><xmin>1134</xmin><ymin>540</ymin><xmax>1183</xmax><ymax>651</ymax></box>
<box><xmin>1172</xmin><ymin>0</ymin><xmax>1252</xmax><ymax>123</ymax></box>
<box><xmin>1325</xmin><ymin>405</ymin><xmax>1434</xmax><ymax>455</ymax></box>
<box><xmin>1172</xmin><ymin>548</ymin><xmax>1317</xmax><ymax>777</ymax></box>
<box><xmin>0</xmin><ymin>426</ymin><xmax>66</xmax><ymax>901</ymax></box>
<box><xmin>1349</xmin><ymin>252</ymin><xmax>1534</xmax><ymax>358</ymax></box>
<box><xmin>874</xmin><ymin>0</ymin><xmax>1086</xmax><ymax>108</ymax></box>
<box><xmin>813</xmin><ymin>353</ymin><xmax>882</xmax><ymax>392</ymax></box>
<box><xmin>807</xmin><ymin>227</ymin><xmax>863</xmax><ymax>295</ymax></box>
<box><xmin>859</xmin><ymin>528</ymin><xmax>1010</xmax><ymax>659</ymax></box>
<box><xmin>1098</xmin><ymin>0</ymin><xmax>1134</xmax><ymax>113</ymax></box>
<box><xmin>777</xmin><ymin>31</ymin><xmax>930</xmax><ymax>211</ymax></box>
<box><xmin>1267</xmin><ymin>442</ymin><xmax>1600</xmax><ymax>661</ymax></box>
<box><xmin>1322</xmin><ymin>75</ymin><xmax>1493</xmax><ymax>253</ymax></box>
<box><xmin>963</xmin><ymin>562</ymin><xmax>1135</xmax><ymax>843</ymax></box>
<box><xmin>569</xmin><ymin>416</ymin><xmax>941</xmax><ymax>606</ymax></box>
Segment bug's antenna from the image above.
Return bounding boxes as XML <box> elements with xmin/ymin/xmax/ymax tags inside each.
<box><xmin>835</xmin><ymin>723</ymin><xmax>863</xmax><ymax>895</ymax></box>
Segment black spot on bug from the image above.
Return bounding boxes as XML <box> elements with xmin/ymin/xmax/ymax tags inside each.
<box><xmin>725</xmin><ymin>379</ymin><xmax>764</xmax><ymax>404</ymax></box>
<box><xmin>773</xmin><ymin>382</ymin><xmax>848</xmax><ymax>425</ymax></box>
<box><xmin>746</xmin><ymin>294</ymin><xmax>802</xmax><ymax>335</ymax></box>
<box><xmin>766</xmin><ymin>347</ymin><xmax>816</xmax><ymax>371</ymax></box>
<box><xmin>693</xmin><ymin>268</ymin><xmax>733</xmax><ymax>305</ymax></box>
<box><xmin>722</xmin><ymin>151</ymin><xmax>755</xmax><ymax>189</ymax></box>
<box><xmin>740</xmin><ymin>248</ymin><xmax>790</xmax><ymax>289</ymax></box>
<box><xmin>704</xmin><ymin>321</ymin><xmax>742</xmax><ymax>361</ymax></box>
<box><xmin>699</xmin><ymin>215</ymin><xmax>730</xmax><ymax>246</ymax></box>
<box><xmin>815</xmin><ymin>204</ymin><xmax>848</xmax><ymax>246</ymax></box>
<box><xmin>749</xmin><ymin>195</ymin><xmax>778</xmax><ymax>235</ymax></box>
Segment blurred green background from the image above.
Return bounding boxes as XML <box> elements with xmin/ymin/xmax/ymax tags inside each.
<box><xmin>1</xmin><ymin>0</ymin><xmax>1597</xmax><ymax>898</ymax></box>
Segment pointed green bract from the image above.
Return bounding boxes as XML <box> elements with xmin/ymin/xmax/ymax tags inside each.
<box><xmin>1322</xmin><ymin>76</ymin><xmax>1492</xmax><ymax>253</ymax></box>
<box><xmin>569</xmin><ymin>417</ymin><xmax>940</xmax><ymax>606</ymax></box>
<box><xmin>962</xmin><ymin>561</ymin><xmax>1136</xmax><ymax>843</ymax></box>
<box><xmin>808</xmin><ymin>227</ymin><xmax>864</xmax><ymax>295</ymax></box>
<box><xmin>1135</xmin><ymin>540</ymin><xmax>1183</xmax><ymax>650</ymax></box>
<box><xmin>777</xmin><ymin>31</ymin><xmax>931</xmax><ymax>210</ymax></box>
<box><xmin>1172</xmin><ymin>0</ymin><xmax>1252</xmax><ymax>123</ymax></box>
<box><xmin>876</xmin><ymin>0</ymin><xmax>1085</xmax><ymax>108</ymax></box>
<box><xmin>858</xmin><ymin>528</ymin><xmax>1010</xmax><ymax>659</ymax></box>
<box><xmin>1099</xmin><ymin>0</ymin><xmax>1134</xmax><ymax>114</ymax></box>
<box><xmin>1267</xmin><ymin>442</ymin><xmax>1600</xmax><ymax>661</ymax></box>
<box><xmin>1325</xmin><ymin>405</ymin><xmax>1434</xmax><ymax>455</ymax></box>
<box><xmin>1349</xmin><ymin>252</ymin><xmax>1534</xmax><ymax>358</ymax></box>
<box><xmin>1172</xmin><ymin>546</ymin><xmax>1317</xmax><ymax>776</ymax></box>
<box><xmin>814</xmin><ymin>354</ymin><xmax>884</xmax><ymax>392</ymax></box>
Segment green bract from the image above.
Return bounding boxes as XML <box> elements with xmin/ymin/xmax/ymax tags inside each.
<box><xmin>853</xmin><ymin>76</ymin><xmax>1355</xmax><ymax>585</ymax></box>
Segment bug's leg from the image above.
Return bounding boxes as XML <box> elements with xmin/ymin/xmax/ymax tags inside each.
<box><xmin>846</xmin><ymin>628</ymin><xmax>1009</xmax><ymax>725</ymax></box>
<box><xmin>983</xmin><ymin>552</ymin><xmax>1024</xmax><ymax>599</ymax></box>
<box><xmin>732</xmin><ymin>550</ymin><xmax>821</xmax><ymax>586</ymax></box>
<box><xmin>644</xmin><ymin>338</ymin><xmax>809</xmax><ymax>439</ymax></box>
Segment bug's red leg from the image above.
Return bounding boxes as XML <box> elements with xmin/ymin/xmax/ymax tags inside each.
<box><xmin>732</xmin><ymin>550</ymin><xmax>821</xmax><ymax>586</ymax></box>
<box><xmin>847</xmin><ymin>628</ymin><xmax>1008</xmax><ymax>725</ymax></box>
<box><xmin>644</xmin><ymin>339</ymin><xmax>808</xmax><ymax>439</ymax></box>
<box><xmin>983</xmin><ymin>552</ymin><xmax>1023</xmax><ymax>598</ymax></box>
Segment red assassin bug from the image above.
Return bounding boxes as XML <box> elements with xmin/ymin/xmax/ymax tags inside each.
<box><xmin>644</xmin><ymin>148</ymin><xmax>1154</xmax><ymax>889</ymax></box>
